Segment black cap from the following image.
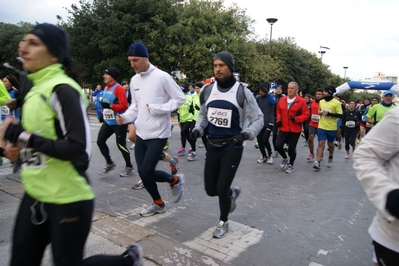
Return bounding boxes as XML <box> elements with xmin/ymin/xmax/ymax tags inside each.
<box><xmin>323</xmin><ymin>85</ymin><xmax>336</xmax><ymax>96</ymax></box>
<box><xmin>104</xmin><ymin>67</ymin><xmax>120</xmax><ymax>81</ymax></box>
<box><xmin>214</xmin><ymin>51</ymin><xmax>235</xmax><ymax>72</ymax></box>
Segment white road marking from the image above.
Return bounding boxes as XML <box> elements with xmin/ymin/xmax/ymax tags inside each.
<box><xmin>184</xmin><ymin>220</ymin><xmax>264</xmax><ymax>262</ymax></box>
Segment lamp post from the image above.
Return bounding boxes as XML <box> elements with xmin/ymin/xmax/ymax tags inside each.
<box><xmin>266</xmin><ymin>18</ymin><xmax>278</xmax><ymax>58</ymax></box>
<box><xmin>343</xmin><ymin>66</ymin><xmax>348</xmax><ymax>79</ymax></box>
<box><xmin>318</xmin><ymin>51</ymin><xmax>326</xmax><ymax>62</ymax></box>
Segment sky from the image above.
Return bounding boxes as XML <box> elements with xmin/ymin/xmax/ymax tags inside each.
<box><xmin>1</xmin><ymin>0</ymin><xmax>398</xmax><ymax>82</ymax></box>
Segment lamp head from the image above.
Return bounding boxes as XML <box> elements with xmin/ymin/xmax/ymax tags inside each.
<box><xmin>266</xmin><ymin>18</ymin><xmax>278</xmax><ymax>25</ymax></box>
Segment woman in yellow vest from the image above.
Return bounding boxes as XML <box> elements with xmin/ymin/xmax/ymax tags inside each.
<box><xmin>1</xmin><ymin>23</ymin><xmax>143</xmax><ymax>266</ymax></box>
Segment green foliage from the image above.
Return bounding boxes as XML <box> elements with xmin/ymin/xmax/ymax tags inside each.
<box><xmin>341</xmin><ymin>90</ymin><xmax>381</xmax><ymax>103</ymax></box>
<box><xmin>0</xmin><ymin>0</ymin><xmax>343</xmax><ymax>92</ymax></box>
<box><xmin>0</xmin><ymin>22</ymin><xmax>33</xmax><ymax>78</ymax></box>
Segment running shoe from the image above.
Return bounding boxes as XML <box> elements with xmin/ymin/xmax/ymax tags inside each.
<box><xmin>123</xmin><ymin>243</ymin><xmax>144</xmax><ymax>266</ymax></box>
<box><xmin>99</xmin><ymin>162</ymin><xmax>116</xmax><ymax>175</ymax></box>
<box><xmin>132</xmin><ymin>180</ymin><xmax>144</xmax><ymax>190</ymax></box>
<box><xmin>257</xmin><ymin>156</ymin><xmax>267</xmax><ymax>164</ymax></box>
<box><xmin>313</xmin><ymin>161</ymin><xmax>320</xmax><ymax>170</ymax></box>
<box><xmin>334</xmin><ymin>140</ymin><xmax>338</xmax><ymax>147</ymax></box>
<box><xmin>187</xmin><ymin>152</ymin><xmax>198</xmax><ymax>161</ymax></box>
<box><xmin>285</xmin><ymin>165</ymin><xmax>294</xmax><ymax>174</ymax></box>
<box><xmin>213</xmin><ymin>220</ymin><xmax>229</xmax><ymax>239</ymax></box>
<box><xmin>171</xmin><ymin>174</ymin><xmax>185</xmax><ymax>203</ymax></box>
<box><xmin>307</xmin><ymin>153</ymin><xmax>314</xmax><ymax>161</ymax></box>
<box><xmin>337</xmin><ymin>142</ymin><xmax>342</xmax><ymax>150</ymax></box>
<box><xmin>280</xmin><ymin>158</ymin><xmax>288</xmax><ymax>170</ymax></box>
<box><xmin>163</xmin><ymin>141</ymin><xmax>169</xmax><ymax>151</ymax></box>
<box><xmin>345</xmin><ymin>153</ymin><xmax>350</xmax><ymax>159</ymax></box>
<box><xmin>254</xmin><ymin>142</ymin><xmax>259</xmax><ymax>149</ymax></box>
<box><xmin>120</xmin><ymin>166</ymin><xmax>134</xmax><ymax>177</ymax></box>
<box><xmin>199</xmin><ymin>142</ymin><xmax>205</xmax><ymax>148</ymax></box>
<box><xmin>273</xmin><ymin>151</ymin><xmax>279</xmax><ymax>158</ymax></box>
<box><xmin>230</xmin><ymin>187</ymin><xmax>241</xmax><ymax>213</ymax></box>
<box><xmin>140</xmin><ymin>203</ymin><xmax>166</xmax><ymax>217</ymax></box>
<box><xmin>170</xmin><ymin>156</ymin><xmax>179</xmax><ymax>175</ymax></box>
<box><xmin>327</xmin><ymin>157</ymin><xmax>333</xmax><ymax>168</ymax></box>
<box><xmin>177</xmin><ymin>147</ymin><xmax>185</xmax><ymax>156</ymax></box>
<box><xmin>283</xmin><ymin>144</ymin><xmax>289</xmax><ymax>151</ymax></box>
<box><xmin>130</xmin><ymin>143</ymin><xmax>135</xmax><ymax>150</ymax></box>
<box><xmin>267</xmin><ymin>156</ymin><xmax>273</xmax><ymax>164</ymax></box>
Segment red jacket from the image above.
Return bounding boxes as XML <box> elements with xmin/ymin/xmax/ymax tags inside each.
<box><xmin>276</xmin><ymin>95</ymin><xmax>309</xmax><ymax>133</ymax></box>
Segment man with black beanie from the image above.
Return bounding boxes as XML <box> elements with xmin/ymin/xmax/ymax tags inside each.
<box><xmin>313</xmin><ymin>85</ymin><xmax>343</xmax><ymax>170</ymax></box>
<box><xmin>191</xmin><ymin>51</ymin><xmax>263</xmax><ymax>238</ymax></box>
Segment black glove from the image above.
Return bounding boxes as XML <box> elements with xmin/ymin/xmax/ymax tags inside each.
<box><xmin>233</xmin><ymin>133</ymin><xmax>245</xmax><ymax>146</ymax></box>
<box><xmin>190</xmin><ymin>130</ymin><xmax>200</xmax><ymax>141</ymax></box>
<box><xmin>289</xmin><ymin>116</ymin><xmax>296</xmax><ymax>122</ymax></box>
<box><xmin>386</xmin><ymin>189</ymin><xmax>399</xmax><ymax>219</ymax></box>
<box><xmin>101</xmin><ymin>102</ymin><xmax>111</xmax><ymax>109</ymax></box>
<box><xmin>195</xmin><ymin>105</ymin><xmax>200</xmax><ymax>111</ymax></box>
<box><xmin>275</xmin><ymin>121</ymin><xmax>282</xmax><ymax>128</ymax></box>
<box><xmin>4</xmin><ymin>123</ymin><xmax>24</xmax><ymax>144</ymax></box>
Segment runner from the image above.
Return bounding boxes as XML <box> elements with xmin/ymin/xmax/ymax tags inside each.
<box><xmin>342</xmin><ymin>100</ymin><xmax>362</xmax><ymax>159</ymax></box>
<box><xmin>307</xmin><ymin>88</ymin><xmax>323</xmax><ymax>161</ymax></box>
<box><xmin>313</xmin><ymin>86</ymin><xmax>343</xmax><ymax>170</ymax></box>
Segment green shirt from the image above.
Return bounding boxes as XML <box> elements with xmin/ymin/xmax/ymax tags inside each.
<box><xmin>367</xmin><ymin>103</ymin><xmax>396</xmax><ymax>123</ymax></box>
<box><xmin>318</xmin><ymin>98</ymin><xmax>343</xmax><ymax>131</ymax></box>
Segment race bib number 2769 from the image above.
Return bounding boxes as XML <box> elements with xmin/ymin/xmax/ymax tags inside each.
<box><xmin>207</xmin><ymin>107</ymin><xmax>232</xmax><ymax>128</ymax></box>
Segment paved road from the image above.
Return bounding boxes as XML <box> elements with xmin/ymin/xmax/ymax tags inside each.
<box><xmin>0</xmin><ymin>113</ymin><xmax>376</xmax><ymax>266</ymax></box>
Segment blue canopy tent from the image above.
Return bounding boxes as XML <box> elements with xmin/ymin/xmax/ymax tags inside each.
<box><xmin>335</xmin><ymin>81</ymin><xmax>399</xmax><ymax>95</ymax></box>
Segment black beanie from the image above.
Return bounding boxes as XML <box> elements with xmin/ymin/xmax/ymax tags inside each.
<box><xmin>127</xmin><ymin>42</ymin><xmax>149</xmax><ymax>58</ymax></box>
<box><xmin>104</xmin><ymin>67</ymin><xmax>120</xmax><ymax>81</ymax></box>
<box><xmin>214</xmin><ymin>51</ymin><xmax>235</xmax><ymax>72</ymax></box>
<box><xmin>257</xmin><ymin>82</ymin><xmax>269</xmax><ymax>93</ymax></box>
<box><xmin>324</xmin><ymin>85</ymin><xmax>336</xmax><ymax>96</ymax></box>
<box><xmin>29</xmin><ymin>23</ymin><xmax>69</xmax><ymax>65</ymax></box>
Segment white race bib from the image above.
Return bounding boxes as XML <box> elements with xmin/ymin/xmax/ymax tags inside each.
<box><xmin>207</xmin><ymin>107</ymin><xmax>232</xmax><ymax>128</ymax></box>
<box><xmin>20</xmin><ymin>148</ymin><xmax>47</xmax><ymax>169</ymax></box>
<box><xmin>345</xmin><ymin>121</ymin><xmax>356</xmax><ymax>128</ymax></box>
<box><xmin>102</xmin><ymin>108</ymin><xmax>115</xmax><ymax>120</ymax></box>
<box><xmin>1</xmin><ymin>106</ymin><xmax>10</xmax><ymax>115</ymax></box>
<box><xmin>311</xmin><ymin>114</ymin><xmax>320</xmax><ymax>122</ymax></box>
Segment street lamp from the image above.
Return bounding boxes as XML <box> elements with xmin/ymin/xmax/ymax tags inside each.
<box><xmin>318</xmin><ymin>51</ymin><xmax>326</xmax><ymax>62</ymax></box>
<box><xmin>318</xmin><ymin>46</ymin><xmax>330</xmax><ymax>62</ymax></box>
<box><xmin>343</xmin><ymin>66</ymin><xmax>348</xmax><ymax>79</ymax></box>
<box><xmin>266</xmin><ymin>18</ymin><xmax>278</xmax><ymax>58</ymax></box>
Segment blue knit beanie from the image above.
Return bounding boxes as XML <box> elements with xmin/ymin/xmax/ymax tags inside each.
<box><xmin>29</xmin><ymin>23</ymin><xmax>70</xmax><ymax>65</ymax></box>
<box><xmin>127</xmin><ymin>42</ymin><xmax>149</xmax><ymax>58</ymax></box>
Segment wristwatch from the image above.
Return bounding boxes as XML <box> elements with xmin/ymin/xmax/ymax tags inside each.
<box><xmin>243</xmin><ymin>132</ymin><xmax>250</xmax><ymax>140</ymax></box>
<box><xmin>17</xmin><ymin>131</ymin><xmax>32</xmax><ymax>149</ymax></box>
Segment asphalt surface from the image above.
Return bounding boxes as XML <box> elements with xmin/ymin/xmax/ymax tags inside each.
<box><xmin>0</xmin><ymin>107</ymin><xmax>377</xmax><ymax>266</ymax></box>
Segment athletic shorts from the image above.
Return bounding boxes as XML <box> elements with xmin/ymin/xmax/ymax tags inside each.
<box><xmin>317</xmin><ymin>128</ymin><xmax>336</xmax><ymax>143</ymax></box>
<box><xmin>360</xmin><ymin>121</ymin><xmax>366</xmax><ymax>128</ymax></box>
<box><xmin>308</xmin><ymin>126</ymin><xmax>318</xmax><ymax>136</ymax></box>
<box><xmin>337</xmin><ymin>118</ymin><xmax>342</xmax><ymax>128</ymax></box>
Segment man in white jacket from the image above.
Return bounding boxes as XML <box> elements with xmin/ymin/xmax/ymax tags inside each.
<box><xmin>354</xmin><ymin>106</ymin><xmax>399</xmax><ymax>265</ymax></box>
<box><xmin>117</xmin><ymin>42</ymin><xmax>186</xmax><ymax>217</ymax></box>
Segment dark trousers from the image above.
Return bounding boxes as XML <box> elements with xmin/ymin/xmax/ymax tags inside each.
<box><xmin>10</xmin><ymin>194</ymin><xmax>132</xmax><ymax>266</ymax></box>
<box><xmin>257</xmin><ymin>125</ymin><xmax>273</xmax><ymax>158</ymax></box>
<box><xmin>135</xmin><ymin>136</ymin><xmax>174</xmax><ymax>201</ymax></box>
<box><xmin>97</xmin><ymin>123</ymin><xmax>131</xmax><ymax>167</ymax></box>
<box><xmin>181</xmin><ymin>121</ymin><xmax>196</xmax><ymax>152</ymax></box>
<box><xmin>344</xmin><ymin>127</ymin><xmax>358</xmax><ymax>151</ymax></box>
<box><xmin>275</xmin><ymin>131</ymin><xmax>301</xmax><ymax>166</ymax></box>
<box><xmin>204</xmin><ymin>147</ymin><xmax>243</xmax><ymax>222</ymax></box>
<box><xmin>272</xmin><ymin>124</ymin><xmax>279</xmax><ymax>152</ymax></box>
<box><xmin>373</xmin><ymin>240</ymin><xmax>399</xmax><ymax>266</ymax></box>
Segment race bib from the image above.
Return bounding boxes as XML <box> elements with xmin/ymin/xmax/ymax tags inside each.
<box><xmin>207</xmin><ymin>107</ymin><xmax>232</xmax><ymax>128</ymax></box>
<box><xmin>1</xmin><ymin>106</ymin><xmax>10</xmax><ymax>115</ymax></box>
<box><xmin>20</xmin><ymin>148</ymin><xmax>47</xmax><ymax>169</ymax></box>
<box><xmin>102</xmin><ymin>108</ymin><xmax>115</xmax><ymax>120</ymax></box>
<box><xmin>345</xmin><ymin>121</ymin><xmax>356</xmax><ymax>128</ymax></box>
<box><xmin>311</xmin><ymin>114</ymin><xmax>320</xmax><ymax>122</ymax></box>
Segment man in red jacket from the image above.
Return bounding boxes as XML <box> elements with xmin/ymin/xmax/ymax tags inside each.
<box><xmin>276</xmin><ymin>81</ymin><xmax>309</xmax><ymax>174</ymax></box>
